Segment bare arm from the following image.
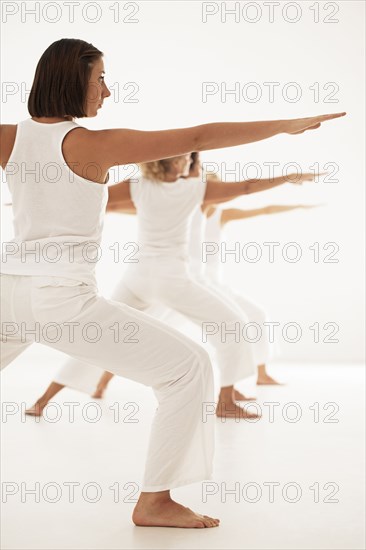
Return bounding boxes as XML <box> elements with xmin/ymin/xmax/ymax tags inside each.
<box><xmin>89</xmin><ymin>112</ymin><xmax>346</xmax><ymax>169</ymax></box>
<box><xmin>220</xmin><ymin>204</ymin><xmax>320</xmax><ymax>225</ymax></box>
<box><xmin>0</xmin><ymin>125</ymin><xmax>17</xmax><ymax>169</ymax></box>
<box><xmin>106</xmin><ymin>180</ymin><xmax>136</xmax><ymax>213</ymax></box>
<box><xmin>107</xmin><ymin>204</ymin><xmax>136</xmax><ymax>214</ymax></box>
<box><xmin>203</xmin><ymin>172</ymin><xmax>317</xmax><ymax>204</ymax></box>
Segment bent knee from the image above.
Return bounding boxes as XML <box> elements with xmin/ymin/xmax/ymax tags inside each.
<box><xmin>182</xmin><ymin>344</ymin><xmax>213</xmax><ymax>386</ymax></box>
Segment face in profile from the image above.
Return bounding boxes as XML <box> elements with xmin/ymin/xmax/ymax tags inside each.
<box><xmin>172</xmin><ymin>154</ymin><xmax>192</xmax><ymax>177</ymax></box>
<box><xmin>85</xmin><ymin>57</ymin><xmax>111</xmax><ymax>117</ymax></box>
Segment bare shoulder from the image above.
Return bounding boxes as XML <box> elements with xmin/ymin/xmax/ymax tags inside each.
<box><xmin>62</xmin><ymin>127</ymin><xmax>110</xmax><ymax>183</ymax></box>
<box><xmin>64</xmin><ymin>127</ymin><xmax>127</xmax><ymax>171</ymax></box>
<box><xmin>63</xmin><ymin>126</ymin><xmax>105</xmax><ymax>158</ymax></box>
<box><xmin>0</xmin><ymin>124</ymin><xmax>17</xmax><ymax>169</ymax></box>
<box><xmin>64</xmin><ymin>125</ymin><xmax>92</xmax><ymax>145</ymax></box>
<box><xmin>66</xmin><ymin>127</ymin><xmax>112</xmax><ymax>144</ymax></box>
<box><xmin>63</xmin><ymin>126</ymin><xmax>100</xmax><ymax>161</ymax></box>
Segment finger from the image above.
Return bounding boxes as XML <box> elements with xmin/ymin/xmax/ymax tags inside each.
<box><xmin>300</xmin><ymin>172</ymin><xmax>327</xmax><ymax>179</ymax></box>
<box><xmin>302</xmin><ymin>173</ymin><xmax>323</xmax><ymax>179</ymax></box>
<box><xmin>306</xmin><ymin>112</ymin><xmax>346</xmax><ymax>124</ymax></box>
<box><xmin>317</xmin><ymin>112</ymin><xmax>346</xmax><ymax>121</ymax></box>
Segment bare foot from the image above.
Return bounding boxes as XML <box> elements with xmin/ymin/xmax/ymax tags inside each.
<box><xmin>216</xmin><ymin>400</ymin><xmax>261</xmax><ymax>420</ymax></box>
<box><xmin>25</xmin><ymin>401</ymin><xmax>47</xmax><ymax>417</ymax></box>
<box><xmin>92</xmin><ymin>372</ymin><xmax>114</xmax><ymax>398</ymax></box>
<box><xmin>233</xmin><ymin>389</ymin><xmax>256</xmax><ymax>401</ymax></box>
<box><xmin>132</xmin><ymin>495</ymin><xmax>220</xmax><ymax>528</ymax></box>
<box><xmin>257</xmin><ymin>374</ymin><xmax>283</xmax><ymax>385</ymax></box>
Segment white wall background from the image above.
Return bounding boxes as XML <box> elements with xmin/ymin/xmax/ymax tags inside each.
<box><xmin>1</xmin><ymin>1</ymin><xmax>364</xmax><ymax>362</ymax></box>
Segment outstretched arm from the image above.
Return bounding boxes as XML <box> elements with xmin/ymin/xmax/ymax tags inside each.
<box><xmin>220</xmin><ymin>204</ymin><xmax>321</xmax><ymax>225</ymax></box>
<box><xmin>203</xmin><ymin>172</ymin><xmax>318</xmax><ymax>204</ymax></box>
<box><xmin>89</xmin><ymin>112</ymin><xmax>345</xmax><ymax>169</ymax></box>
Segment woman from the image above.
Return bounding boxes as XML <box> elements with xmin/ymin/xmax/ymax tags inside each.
<box><xmin>27</xmin><ymin>153</ymin><xmax>318</xmax><ymax>419</ymax></box>
<box><xmin>189</xmin><ymin>197</ymin><xmax>320</xmax><ymax>386</ymax></box>
<box><xmin>0</xmin><ymin>38</ymin><xmax>345</xmax><ymax>528</ymax></box>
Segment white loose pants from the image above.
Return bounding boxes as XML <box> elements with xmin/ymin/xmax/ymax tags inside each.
<box><xmin>53</xmin><ymin>257</ymin><xmax>256</xmax><ymax>397</ymax></box>
<box><xmin>203</xmin><ymin>279</ymin><xmax>272</xmax><ymax>366</ymax></box>
<box><xmin>0</xmin><ymin>274</ymin><xmax>215</xmax><ymax>492</ymax></box>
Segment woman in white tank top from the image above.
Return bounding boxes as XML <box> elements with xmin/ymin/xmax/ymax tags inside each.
<box><xmin>26</xmin><ymin>153</ymin><xmax>318</xmax><ymax>415</ymax></box>
<box><xmin>189</xmin><ymin>187</ymin><xmax>319</xmax><ymax>386</ymax></box>
<box><xmin>0</xmin><ymin>38</ymin><xmax>346</xmax><ymax>529</ymax></box>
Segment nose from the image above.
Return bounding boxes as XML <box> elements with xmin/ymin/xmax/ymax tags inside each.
<box><xmin>103</xmin><ymin>82</ymin><xmax>111</xmax><ymax>98</ymax></box>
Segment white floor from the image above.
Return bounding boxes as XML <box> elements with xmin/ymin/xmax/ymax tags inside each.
<box><xmin>1</xmin><ymin>347</ymin><xmax>365</xmax><ymax>550</ymax></box>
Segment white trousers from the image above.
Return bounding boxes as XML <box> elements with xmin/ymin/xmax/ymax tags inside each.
<box><xmin>202</xmin><ymin>278</ymin><xmax>272</xmax><ymax>366</ymax></box>
<box><xmin>0</xmin><ymin>274</ymin><xmax>215</xmax><ymax>492</ymax></box>
<box><xmin>54</xmin><ymin>257</ymin><xmax>256</xmax><ymax>395</ymax></box>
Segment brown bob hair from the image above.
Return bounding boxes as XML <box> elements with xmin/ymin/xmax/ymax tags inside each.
<box><xmin>28</xmin><ymin>38</ymin><xmax>103</xmax><ymax>118</ymax></box>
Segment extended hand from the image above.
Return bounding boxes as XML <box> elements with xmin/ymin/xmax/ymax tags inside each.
<box><xmin>299</xmin><ymin>203</ymin><xmax>326</xmax><ymax>209</ymax></box>
<box><xmin>286</xmin><ymin>172</ymin><xmax>327</xmax><ymax>184</ymax></box>
<box><xmin>286</xmin><ymin>112</ymin><xmax>346</xmax><ymax>135</ymax></box>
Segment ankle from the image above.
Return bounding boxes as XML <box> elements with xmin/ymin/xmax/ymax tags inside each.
<box><xmin>138</xmin><ymin>491</ymin><xmax>171</xmax><ymax>505</ymax></box>
<box><xmin>219</xmin><ymin>386</ymin><xmax>234</xmax><ymax>400</ymax></box>
<box><xmin>257</xmin><ymin>364</ymin><xmax>266</xmax><ymax>376</ymax></box>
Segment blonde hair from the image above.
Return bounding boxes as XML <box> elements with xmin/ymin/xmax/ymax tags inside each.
<box><xmin>139</xmin><ymin>157</ymin><xmax>183</xmax><ymax>182</ymax></box>
<box><xmin>205</xmin><ymin>171</ymin><xmax>220</xmax><ymax>182</ymax></box>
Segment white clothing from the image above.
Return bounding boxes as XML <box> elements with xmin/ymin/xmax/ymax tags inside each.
<box><xmin>189</xmin><ymin>206</ymin><xmax>271</xmax><ymax>365</ymax></box>
<box><xmin>0</xmin><ymin>120</ymin><xmax>216</xmax><ymax>492</ymax></box>
<box><xmin>129</xmin><ymin>176</ymin><xmax>206</xmax><ymax>258</ymax></box>
<box><xmin>53</xmin><ymin>303</ymin><xmax>174</xmax><ymax>394</ymax></box>
<box><xmin>188</xmin><ymin>206</ymin><xmax>205</xmax><ymax>280</ymax></box>
<box><xmin>203</xmin><ymin>206</ymin><xmax>223</xmax><ymax>284</ymax></box>
<box><xmin>54</xmin><ymin>177</ymin><xmax>256</xmax><ymax>392</ymax></box>
<box><xmin>189</xmin><ymin>206</ymin><xmax>223</xmax><ymax>283</ymax></box>
<box><xmin>202</xmin><ymin>283</ymin><xmax>271</xmax><ymax>366</ymax></box>
<box><xmin>0</xmin><ymin>273</ymin><xmax>215</xmax><ymax>492</ymax></box>
<box><xmin>0</xmin><ymin>118</ymin><xmax>108</xmax><ymax>286</ymax></box>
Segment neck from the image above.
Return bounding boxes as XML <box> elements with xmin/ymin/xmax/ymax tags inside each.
<box><xmin>31</xmin><ymin>116</ymin><xmax>74</xmax><ymax>123</ymax></box>
<box><xmin>162</xmin><ymin>173</ymin><xmax>180</xmax><ymax>183</ymax></box>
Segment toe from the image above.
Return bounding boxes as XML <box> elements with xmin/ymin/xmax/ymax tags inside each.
<box><xmin>194</xmin><ymin>520</ymin><xmax>206</xmax><ymax>528</ymax></box>
<box><xmin>203</xmin><ymin>515</ymin><xmax>220</xmax><ymax>527</ymax></box>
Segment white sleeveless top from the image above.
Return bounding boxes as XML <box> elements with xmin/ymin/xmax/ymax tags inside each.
<box><xmin>188</xmin><ymin>206</ymin><xmax>223</xmax><ymax>283</ymax></box>
<box><xmin>1</xmin><ymin>118</ymin><xmax>108</xmax><ymax>286</ymax></box>
<box><xmin>129</xmin><ymin>176</ymin><xmax>206</xmax><ymax>259</ymax></box>
<box><xmin>188</xmin><ymin>206</ymin><xmax>206</xmax><ymax>280</ymax></box>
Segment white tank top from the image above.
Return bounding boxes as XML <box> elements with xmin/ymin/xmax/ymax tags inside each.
<box><xmin>203</xmin><ymin>206</ymin><xmax>223</xmax><ymax>283</ymax></box>
<box><xmin>188</xmin><ymin>206</ymin><xmax>223</xmax><ymax>283</ymax></box>
<box><xmin>1</xmin><ymin>118</ymin><xmax>108</xmax><ymax>286</ymax></box>
<box><xmin>129</xmin><ymin>176</ymin><xmax>206</xmax><ymax>259</ymax></box>
<box><xmin>188</xmin><ymin>206</ymin><xmax>206</xmax><ymax>280</ymax></box>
